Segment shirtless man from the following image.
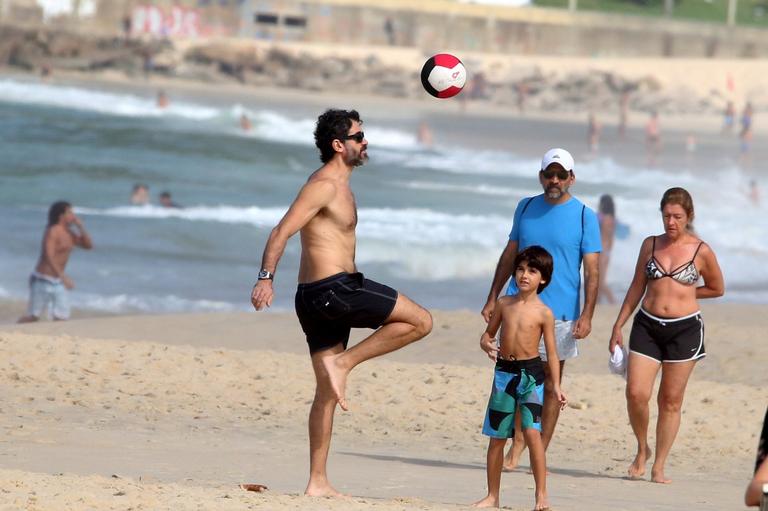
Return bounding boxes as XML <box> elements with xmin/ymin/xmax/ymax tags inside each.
<box><xmin>250</xmin><ymin>109</ymin><xmax>433</xmax><ymax>497</ymax></box>
<box><xmin>18</xmin><ymin>201</ymin><xmax>93</xmax><ymax>322</ymax></box>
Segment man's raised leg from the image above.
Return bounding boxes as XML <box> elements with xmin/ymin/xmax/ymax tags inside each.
<box><xmin>306</xmin><ymin>343</ymin><xmax>346</xmax><ymax>497</ymax></box>
<box><xmin>321</xmin><ymin>293</ymin><xmax>432</xmax><ymax>410</ymax></box>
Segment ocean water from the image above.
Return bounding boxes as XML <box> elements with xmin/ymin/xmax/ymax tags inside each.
<box><xmin>0</xmin><ymin>77</ymin><xmax>765</xmax><ymax>315</ymax></box>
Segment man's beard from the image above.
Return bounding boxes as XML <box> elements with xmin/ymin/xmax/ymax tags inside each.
<box><xmin>345</xmin><ymin>149</ymin><xmax>368</xmax><ymax>167</ymax></box>
<box><xmin>546</xmin><ymin>185</ymin><xmax>565</xmax><ymax>199</ymax></box>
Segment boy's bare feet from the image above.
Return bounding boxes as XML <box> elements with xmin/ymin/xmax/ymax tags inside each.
<box><xmin>627</xmin><ymin>446</ymin><xmax>652</xmax><ymax>479</ymax></box>
<box><xmin>650</xmin><ymin>465</ymin><xmax>672</xmax><ymax>484</ymax></box>
<box><xmin>471</xmin><ymin>494</ymin><xmax>499</xmax><ymax>508</ymax></box>
<box><xmin>321</xmin><ymin>355</ymin><xmax>349</xmax><ymax>411</ymax></box>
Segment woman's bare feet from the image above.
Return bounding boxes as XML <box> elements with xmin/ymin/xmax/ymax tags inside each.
<box><xmin>651</xmin><ymin>465</ymin><xmax>672</xmax><ymax>484</ymax></box>
<box><xmin>321</xmin><ymin>355</ymin><xmax>349</xmax><ymax>411</ymax></box>
<box><xmin>628</xmin><ymin>446</ymin><xmax>652</xmax><ymax>479</ymax></box>
<box><xmin>471</xmin><ymin>494</ymin><xmax>499</xmax><ymax>508</ymax></box>
<box><xmin>534</xmin><ymin>490</ymin><xmax>551</xmax><ymax>510</ymax></box>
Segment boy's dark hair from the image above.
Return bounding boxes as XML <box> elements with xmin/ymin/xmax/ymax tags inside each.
<box><xmin>314</xmin><ymin>109</ymin><xmax>362</xmax><ymax>163</ymax></box>
<box><xmin>48</xmin><ymin>201</ymin><xmax>71</xmax><ymax>226</ymax></box>
<box><xmin>513</xmin><ymin>245</ymin><xmax>553</xmax><ymax>294</ymax></box>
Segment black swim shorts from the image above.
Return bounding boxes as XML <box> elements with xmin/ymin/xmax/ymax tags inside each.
<box><xmin>629</xmin><ymin>308</ymin><xmax>705</xmax><ymax>363</ymax></box>
<box><xmin>294</xmin><ymin>272</ymin><xmax>398</xmax><ymax>353</ymax></box>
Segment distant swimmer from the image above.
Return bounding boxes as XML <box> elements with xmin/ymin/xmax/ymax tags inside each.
<box><xmin>159</xmin><ymin>191</ymin><xmax>181</xmax><ymax>208</ymax></box>
<box><xmin>417</xmin><ymin>120</ymin><xmax>433</xmax><ymax>148</ymax></box>
<box><xmin>131</xmin><ymin>183</ymin><xmax>150</xmax><ymax>205</ymax></box>
<box><xmin>250</xmin><ymin>109</ymin><xmax>432</xmax><ymax>497</ymax></box>
<box><xmin>156</xmin><ymin>90</ymin><xmax>169</xmax><ymax>109</ymax></box>
<box><xmin>645</xmin><ymin>111</ymin><xmax>661</xmax><ymax>166</ymax></box>
<box><xmin>618</xmin><ymin>90</ymin><xmax>630</xmax><ymax>140</ymax></box>
<box><xmin>240</xmin><ymin>113</ymin><xmax>252</xmax><ymax>132</ymax></box>
<box><xmin>597</xmin><ymin>194</ymin><xmax>616</xmax><ymax>305</ymax></box>
<box><xmin>748</xmin><ymin>179</ymin><xmax>760</xmax><ymax>206</ymax></box>
<box><xmin>722</xmin><ymin>101</ymin><xmax>735</xmax><ymax>134</ymax></box>
<box><xmin>587</xmin><ymin>111</ymin><xmax>601</xmax><ymax>155</ymax></box>
<box><xmin>18</xmin><ymin>201</ymin><xmax>93</xmax><ymax>323</ymax></box>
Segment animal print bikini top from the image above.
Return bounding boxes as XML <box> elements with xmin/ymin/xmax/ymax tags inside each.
<box><xmin>645</xmin><ymin>236</ymin><xmax>703</xmax><ymax>286</ymax></box>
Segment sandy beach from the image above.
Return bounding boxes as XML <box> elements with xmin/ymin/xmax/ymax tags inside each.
<box><xmin>0</xmin><ymin>303</ymin><xmax>762</xmax><ymax>510</ymax></box>
<box><xmin>1</xmin><ymin>37</ymin><xmax>766</xmax><ymax>509</ymax></box>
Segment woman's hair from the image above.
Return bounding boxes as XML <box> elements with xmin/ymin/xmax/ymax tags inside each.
<box><xmin>314</xmin><ymin>109</ymin><xmax>362</xmax><ymax>163</ymax></box>
<box><xmin>598</xmin><ymin>194</ymin><xmax>615</xmax><ymax>216</ymax></box>
<box><xmin>48</xmin><ymin>201</ymin><xmax>71</xmax><ymax>226</ymax></box>
<box><xmin>660</xmin><ymin>187</ymin><xmax>695</xmax><ymax>229</ymax></box>
<box><xmin>513</xmin><ymin>245</ymin><xmax>553</xmax><ymax>294</ymax></box>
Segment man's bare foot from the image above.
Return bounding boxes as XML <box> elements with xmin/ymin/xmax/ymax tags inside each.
<box><xmin>305</xmin><ymin>482</ymin><xmax>345</xmax><ymax>497</ymax></box>
<box><xmin>650</xmin><ymin>466</ymin><xmax>672</xmax><ymax>484</ymax></box>
<box><xmin>502</xmin><ymin>451</ymin><xmax>521</xmax><ymax>472</ymax></box>
<box><xmin>627</xmin><ymin>446</ymin><xmax>652</xmax><ymax>480</ymax></box>
<box><xmin>321</xmin><ymin>355</ymin><xmax>349</xmax><ymax>411</ymax></box>
<box><xmin>471</xmin><ymin>494</ymin><xmax>499</xmax><ymax>508</ymax></box>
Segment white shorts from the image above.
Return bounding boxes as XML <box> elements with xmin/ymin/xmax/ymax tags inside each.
<box><xmin>538</xmin><ymin>320</ymin><xmax>577</xmax><ymax>361</ymax></box>
<box><xmin>26</xmin><ymin>273</ymin><xmax>70</xmax><ymax>320</ymax></box>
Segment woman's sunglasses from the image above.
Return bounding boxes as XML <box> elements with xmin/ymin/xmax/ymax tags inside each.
<box><xmin>540</xmin><ymin>168</ymin><xmax>571</xmax><ymax>180</ymax></box>
<box><xmin>342</xmin><ymin>131</ymin><xmax>365</xmax><ymax>143</ymax></box>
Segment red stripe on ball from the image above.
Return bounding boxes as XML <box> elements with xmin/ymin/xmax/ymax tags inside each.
<box><xmin>433</xmin><ymin>53</ymin><xmax>461</xmax><ymax>68</ymax></box>
<box><xmin>437</xmin><ymin>86</ymin><xmax>463</xmax><ymax>98</ymax></box>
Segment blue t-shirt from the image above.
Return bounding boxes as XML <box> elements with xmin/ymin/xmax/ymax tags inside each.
<box><xmin>506</xmin><ymin>194</ymin><xmax>602</xmax><ymax>321</ymax></box>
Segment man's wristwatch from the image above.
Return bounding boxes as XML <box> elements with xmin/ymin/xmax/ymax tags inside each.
<box><xmin>257</xmin><ymin>269</ymin><xmax>274</xmax><ymax>281</ymax></box>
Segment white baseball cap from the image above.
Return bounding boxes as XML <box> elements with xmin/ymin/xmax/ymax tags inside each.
<box><xmin>541</xmin><ymin>148</ymin><xmax>574</xmax><ymax>172</ymax></box>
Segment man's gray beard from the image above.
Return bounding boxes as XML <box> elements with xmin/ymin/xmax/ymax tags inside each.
<box><xmin>546</xmin><ymin>187</ymin><xmax>563</xmax><ymax>199</ymax></box>
<box><xmin>347</xmin><ymin>153</ymin><xmax>367</xmax><ymax>167</ymax></box>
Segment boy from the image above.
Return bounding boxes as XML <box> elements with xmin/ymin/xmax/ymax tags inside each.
<box><xmin>474</xmin><ymin>245</ymin><xmax>567</xmax><ymax>510</ymax></box>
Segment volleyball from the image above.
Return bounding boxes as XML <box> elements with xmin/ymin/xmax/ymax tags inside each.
<box><xmin>420</xmin><ymin>53</ymin><xmax>467</xmax><ymax>99</ymax></box>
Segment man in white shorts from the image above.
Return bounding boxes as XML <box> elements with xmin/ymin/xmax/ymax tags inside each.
<box><xmin>481</xmin><ymin>148</ymin><xmax>601</xmax><ymax>468</ymax></box>
<box><xmin>18</xmin><ymin>201</ymin><xmax>92</xmax><ymax>322</ymax></box>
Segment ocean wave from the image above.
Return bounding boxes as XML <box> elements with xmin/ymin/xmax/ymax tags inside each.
<box><xmin>396</xmin><ymin>180</ymin><xmax>541</xmax><ymax>198</ymax></box>
<box><xmin>77</xmin><ymin>205</ymin><xmax>510</xmax><ymax>246</ymax></box>
<box><xmin>0</xmin><ymin>79</ymin><xmax>422</xmax><ymax>151</ymax></box>
<box><xmin>70</xmin><ymin>291</ymin><xmax>247</xmax><ymax>314</ymax></box>
<box><xmin>0</xmin><ymin>78</ymin><xmax>219</xmax><ymax>119</ymax></box>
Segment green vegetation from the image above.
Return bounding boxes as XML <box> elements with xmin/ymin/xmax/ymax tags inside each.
<box><xmin>533</xmin><ymin>0</ymin><xmax>768</xmax><ymax>26</ymax></box>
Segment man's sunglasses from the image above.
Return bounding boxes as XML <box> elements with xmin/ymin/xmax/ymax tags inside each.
<box><xmin>540</xmin><ymin>168</ymin><xmax>571</xmax><ymax>180</ymax></box>
<box><xmin>342</xmin><ymin>131</ymin><xmax>365</xmax><ymax>143</ymax></box>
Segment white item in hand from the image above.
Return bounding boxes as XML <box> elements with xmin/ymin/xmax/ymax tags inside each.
<box><xmin>609</xmin><ymin>346</ymin><xmax>627</xmax><ymax>377</ymax></box>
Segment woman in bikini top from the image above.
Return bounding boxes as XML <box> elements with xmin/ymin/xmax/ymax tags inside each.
<box><xmin>608</xmin><ymin>187</ymin><xmax>724</xmax><ymax>484</ymax></box>
<box><xmin>644</xmin><ymin>236</ymin><xmax>703</xmax><ymax>286</ymax></box>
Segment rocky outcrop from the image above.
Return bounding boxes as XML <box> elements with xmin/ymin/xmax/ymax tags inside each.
<box><xmin>0</xmin><ymin>25</ymin><xmax>168</xmax><ymax>72</ymax></box>
<box><xmin>0</xmin><ymin>25</ymin><xmax>738</xmax><ymax>114</ymax></box>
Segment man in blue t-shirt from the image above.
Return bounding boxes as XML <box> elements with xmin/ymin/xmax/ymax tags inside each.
<box><xmin>481</xmin><ymin>147</ymin><xmax>601</xmax><ymax>469</ymax></box>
